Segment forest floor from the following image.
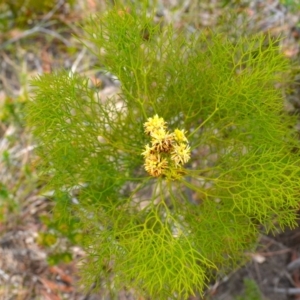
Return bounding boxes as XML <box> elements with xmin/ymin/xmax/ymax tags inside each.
<box><xmin>1</xmin><ymin>0</ymin><xmax>300</xmax><ymax>299</ymax></box>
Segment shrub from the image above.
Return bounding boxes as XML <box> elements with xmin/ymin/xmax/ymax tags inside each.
<box><xmin>26</xmin><ymin>3</ymin><xmax>300</xmax><ymax>299</ymax></box>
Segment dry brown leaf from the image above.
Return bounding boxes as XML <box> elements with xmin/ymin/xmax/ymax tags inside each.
<box><xmin>49</xmin><ymin>265</ymin><xmax>73</xmax><ymax>285</ymax></box>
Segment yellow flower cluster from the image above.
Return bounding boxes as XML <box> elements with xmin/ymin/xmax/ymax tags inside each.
<box><xmin>142</xmin><ymin>115</ymin><xmax>190</xmax><ymax>178</ymax></box>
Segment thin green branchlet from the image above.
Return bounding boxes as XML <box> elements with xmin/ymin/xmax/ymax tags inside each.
<box><xmin>25</xmin><ymin>3</ymin><xmax>300</xmax><ymax>299</ymax></box>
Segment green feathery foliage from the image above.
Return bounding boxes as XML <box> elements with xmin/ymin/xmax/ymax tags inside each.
<box><xmin>235</xmin><ymin>279</ymin><xmax>263</xmax><ymax>300</ymax></box>
<box><xmin>26</xmin><ymin>3</ymin><xmax>300</xmax><ymax>299</ymax></box>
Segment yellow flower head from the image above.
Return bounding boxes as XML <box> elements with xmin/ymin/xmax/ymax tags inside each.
<box><xmin>151</xmin><ymin>129</ymin><xmax>174</xmax><ymax>153</ymax></box>
<box><xmin>144</xmin><ymin>114</ymin><xmax>167</xmax><ymax>135</ymax></box>
<box><xmin>174</xmin><ymin>129</ymin><xmax>188</xmax><ymax>143</ymax></box>
<box><xmin>171</xmin><ymin>143</ymin><xmax>191</xmax><ymax>166</ymax></box>
<box><xmin>144</xmin><ymin>154</ymin><xmax>168</xmax><ymax>177</ymax></box>
<box><xmin>141</xmin><ymin>144</ymin><xmax>153</xmax><ymax>157</ymax></box>
<box><xmin>142</xmin><ymin>115</ymin><xmax>191</xmax><ymax>178</ymax></box>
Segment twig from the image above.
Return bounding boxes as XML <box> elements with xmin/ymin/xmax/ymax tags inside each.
<box><xmin>40</xmin><ymin>0</ymin><xmax>65</xmax><ymax>25</ymax></box>
<box><xmin>37</xmin><ymin>27</ymin><xmax>71</xmax><ymax>46</ymax></box>
<box><xmin>0</xmin><ymin>26</ymin><xmax>71</xmax><ymax>49</ymax></box>
<box><xmin>14</xmin><ymin>145</ymin><xmax>37</xmax><ymax>158</ymax></box>
<box><xmin>0</xmin><ymin>0</ymin><xmax>70</xmax><ymax>50</ymax></box>
<box><xmin>287</xmin><ymin>257</ymin><xmax>300</xmax><ymax>272</ymax></box>
<box><xmin>70</xmin><ymin>48</ymin><xmax>87</xmax><ymax>74</ymax></box>
<box><xmin>272</xmin><ymin>287</ymin><xmax>300</xmax><ymax>295</ymax></box>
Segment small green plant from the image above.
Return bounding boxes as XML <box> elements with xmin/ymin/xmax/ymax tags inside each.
<box><xmin>235</xmin><ymin>279</ymin><xmax>263</xmax><ymax>300</ymax></box>
<box><xmin>279</xmin><ymin>0</ymin><xmax>300</xmax><ymax>12</ymax></box>
<box><xmin>26</xmin><ymin>3</ymin><xmax>300</xmax><ymax>299</ymax></box>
